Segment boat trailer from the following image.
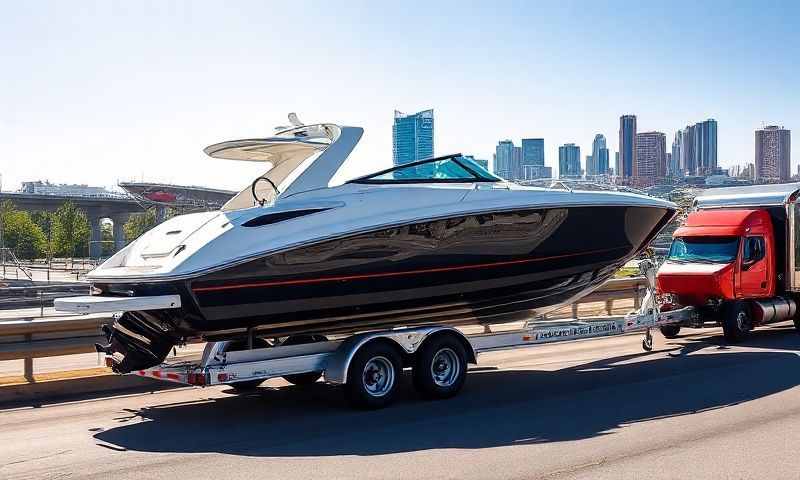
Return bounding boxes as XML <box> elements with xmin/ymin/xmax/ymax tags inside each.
<box><xmin>120</xmin><ymin>259</ymin><xmax>695</xmax><ymax>408</ymax></box>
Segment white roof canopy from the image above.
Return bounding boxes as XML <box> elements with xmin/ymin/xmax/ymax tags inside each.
<box><xmin>203</xmin><ymin>119</ymin><xmax>362</xmax><ymax>211</ymax></box>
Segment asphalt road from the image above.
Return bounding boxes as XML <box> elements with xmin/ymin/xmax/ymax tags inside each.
<box><xmin>2</xmin><ymin>324</ymin><xmax>800</xmax><ymax>480</ymax></box>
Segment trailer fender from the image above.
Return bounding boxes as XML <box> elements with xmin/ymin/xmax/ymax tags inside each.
<box><xmin>324</xmin><ymin>326</ymin><xmax>476</xmax><ymax>385</ymax></box>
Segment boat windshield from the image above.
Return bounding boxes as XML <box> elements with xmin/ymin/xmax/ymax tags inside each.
<box><xmin>349</xmin><ymin>154</ymin><xmax>501</xmax><ymax>184</ymax></box>
<box><xmin>668</xmin><ymin>236</ymin><xmax>740</xmax><ymax>264</ymax></box>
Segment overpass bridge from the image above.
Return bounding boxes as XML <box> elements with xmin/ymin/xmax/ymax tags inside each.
<box><xmin>0</xmin><ymin>192</ymin><xmax>144</xmax><ymax>257</ymax></box>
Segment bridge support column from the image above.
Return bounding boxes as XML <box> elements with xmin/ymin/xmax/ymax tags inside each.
<box><xmin>112</xmin><ymin>214</ymin><xmax>129</xmax><ymax>252</ymax></box>
<box><xmin>89</xmin><ymin>215</ymin><xmax>103</xmax><ymax>259</ymax></box>
<box><xmin>155</xmin><ymin>205</ymin><xmax>167</xmax><ymax>224</ymax></box>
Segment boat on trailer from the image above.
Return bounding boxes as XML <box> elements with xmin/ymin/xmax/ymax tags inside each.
<box><xmin>57</xmin><ymin>114</ymin><xmax>676</xmax><ymax>379</ymax></box>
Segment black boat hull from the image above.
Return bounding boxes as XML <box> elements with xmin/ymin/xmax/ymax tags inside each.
<box><xmin>96</xmin><ymin>204</ymin><xmax>674</xmax><ymax>372</ymax></box>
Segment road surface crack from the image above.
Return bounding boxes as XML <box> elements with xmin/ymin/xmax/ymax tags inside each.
<box><xmin>1</xmin><ymin>449</ymin><xmax>72</xmax><ymax>468</ymax></box>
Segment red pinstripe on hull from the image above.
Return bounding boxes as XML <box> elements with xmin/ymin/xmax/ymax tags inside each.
<box><xmin>191</xmin><ymin>246</ymin><xmax>627</xmax><ymax>293</ymax></box>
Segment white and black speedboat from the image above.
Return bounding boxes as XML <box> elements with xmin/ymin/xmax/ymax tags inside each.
<box><xmin>60</xmin><ymin>115</ymin><xmax>676</xmax><ymax>372</ymax></box>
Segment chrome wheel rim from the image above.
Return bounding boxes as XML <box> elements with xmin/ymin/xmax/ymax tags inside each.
<box><xmin>737</xmin><ymin>310</ymin><xmax>749</xmax><ymax>332</ymax></box>
<box><xmin>431</xmin><ymin>348</ymin><xmax>460</xmax><ymax>387</ymax></box>
<box><xmin>362</xmin><ymin>356</ymin><xmax>395</xmax><ymax>397</ymax></box>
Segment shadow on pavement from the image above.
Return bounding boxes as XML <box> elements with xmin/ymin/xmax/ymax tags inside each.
<box><xmin>94</xmin><ymin>327</ymin><xmax>800</xmax><ymax>457</ymax></box>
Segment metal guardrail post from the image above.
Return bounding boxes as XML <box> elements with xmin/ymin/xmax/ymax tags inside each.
<box><xmin>23</xmin><ymin>317</ymin><xmax>34</xmax><ymax>382</ymax></box>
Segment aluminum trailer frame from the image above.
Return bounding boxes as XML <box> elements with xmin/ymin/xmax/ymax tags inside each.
<box><xmin>126</xmin><ymin>260</ymin><xmax>697</xmax><ymax>406</ymax></box>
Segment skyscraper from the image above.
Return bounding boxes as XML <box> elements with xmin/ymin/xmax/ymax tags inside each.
<box><xmin>681</xmin><ymin>124</ymin><xmax>696</xmax><ymax>174</ymax></box>
<box><xmin>755</xmin><ymin>125</ymin><xmax>791</xmax><ymax>183</ymax></box>
<box><xmin>666</xmin><ymin>152</ymin><xmax>673</xmax><ymax>176</ymax></box>
<box><xmin>558</xmin><ymin>143</ymin><xmax>581</xmax><ymax>178</ymax></box>
<box><xmin>392</xmin><ymin>109</ymin><xmax>434</xmax><ymax>166</ymax></box>
<box><xmin>494</xmin><ymin>140</ymin><xmax>515</xmax><ymax>179</ymax></box>
<box><xmin>512</xmin><ymin>146</ymin><xmax>522</xmax><ymax>179</ymax></box>
<box><xmin>619</xmin><ymin>115</ymin><xmax>637</xmax><ymax>177</ymax></box>
<box><xmin>590</xmin><ymin>134</ymin><xmax>609</xmax><ymax>176</ymax></box>
<box><xmin>635</xmin><ymin>131</ymin><xmax>667</xmax><ymax>179</ymax></box>
<box><xmin>521</xmin><ymin>138</ymin><xmax>545</xmax><ymax>179</ymax></box>
<box><xmin>696</xmin><ymin>119</ymin><xmax>718</xmax><ymax>175</ymax></box>
<box><xmin>671</xmin><ymin>132</ymin><xmax>682</xmax><ymax>176</ymax></box>
<box><xmin>673</xmin><ymin>119</ymin><xmax>718</xmax><ymax>176</ymax></box>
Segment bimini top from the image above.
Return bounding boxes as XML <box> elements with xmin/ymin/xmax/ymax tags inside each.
<box><xmin>695</xmin><ymin>183</ymin><xmax>800</xmax><ymax>209</ymax></box>
<box><xmin>204</xmin><ymin>115</ymin><xmax>362</xmax><ymax>211</ymax></box>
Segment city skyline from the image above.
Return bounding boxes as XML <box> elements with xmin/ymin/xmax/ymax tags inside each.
<box><xmin>1</xmin><ymin>2</ymin><xmax>798</xmax><ymax>192</ymax></box>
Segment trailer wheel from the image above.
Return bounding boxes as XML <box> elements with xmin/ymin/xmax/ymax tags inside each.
<box><xmin>412</xmin><ymin>334</ymin><xmax>468</xmax><ymax>400</ymax></box>
<box><xmin>345</xmin><ymin>342</ymin><xmax>402</xmax><ymax>409</ymax></box>
<box><xmin>281</xmin><ymin>334</ymin><xmax>327</xmax><ymax>386</ymax></box>
<box><xmin>660</xmin><ymin>325</ymin><xmax>681</xmax><ymax>339</ymax></box>
<box><xmin>225</xmin><ymin>338</ymin><xmax>271</xmax><ymax>391</ymax></box>
<box><xmin>722</xmin><ymin>301</ymin><xmax>751</xmax><ymax>343</ymax></box>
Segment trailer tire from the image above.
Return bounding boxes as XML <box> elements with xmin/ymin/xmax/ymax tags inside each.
<box><xmin>412</xmin><ymin>334</ymin><xmax>468</xmax><ymax>400</ymax></box>
<box><xmin>345</xmin><ymin>341</ymin><xmax>402</xmax><ymax>409</ymax></box>
<box><xmin>225</xmin><ymin>338</ymin><xmax>271</xmax><ymax>391</ymax></box>
<box><xmin>722</xmin><ymin>301</ymin><xmax>751</xmax><ymax>343</ymax></box>
<box><xmin>659</xmin><ymin>325</ymin><xmax>681</xmax><ymax>339</ymax></box>
<box><xmin>282</xmin><ymin>335</ymin><xmax>327</xmax><ymax>386</ymax></box>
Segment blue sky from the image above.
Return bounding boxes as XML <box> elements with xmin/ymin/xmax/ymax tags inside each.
<box><xmin>1</xmin><ymin>1</ymin><xmax>798</xmax><ymax>191</ymax></box>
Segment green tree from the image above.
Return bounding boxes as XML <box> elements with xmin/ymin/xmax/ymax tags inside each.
<box><xmin>101</xmin><ymin>221</ymin><xmax>114</xmax><ymax>256</ymax></box>
<box><xmin>124</xmin><ymin>208</ymin><xmax>158</xmax><ymax>242</ymax></box>
<box><xmin>52</xmin><ymin>201</ymin><xmax>90</xmax><ymax>258</ymax></box>
<box><xmin>0</xmin><ymin>201</ymin><xmax>46</xmax><ymax>259</ymax></box>
<box><xmin>30</xmin><ymin>211</ymin><xmax>56</xmax><ymax>259</ymax></box>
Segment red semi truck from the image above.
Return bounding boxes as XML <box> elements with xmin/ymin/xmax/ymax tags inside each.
<box><xmin>656</xmin><ymin>183</ymin><xmax>800</xmax><ymax>341</ymax></box>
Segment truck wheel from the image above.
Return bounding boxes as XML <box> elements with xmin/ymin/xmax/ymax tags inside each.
<box><xmin>281</xmin><ymin>335</ymin><xmax>327</xmax><ymax>386</ymax></box>
<box><xmin>345</xmin><ymin>342</ymin><xmax>402</xmax><ymax>409</ymax></box>
<box><xmin>225</xmin><ymin>338</ymin><xmax>270</xmax><ymax>391</ymax></box>
<box><xmin>412</xmin><ymin>335</ymin><xmax>468</xmax><ymax>400</ymax></box>
<box><xmin>659</xmin><ymin>325</ymin><xmax>681</xmax><ymax>339</ymax></box>
<box><xmin>722</xmin><ymin>301</ymin><xmax>751</xmax><ymax>343</ymax></box>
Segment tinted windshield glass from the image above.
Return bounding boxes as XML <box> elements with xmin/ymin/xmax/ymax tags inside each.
<box><xmin>350</xmin><ymin>155</ymin><xmax>500</xmax><ymax>183</ymax></box>
<box><xmin>372</xmin><ymin>158</ymin><xmax>473</xmax><ymax>180</ymax></box>
<box><xmin>668</xmin><ymin>236</ymin><xmax>740</xmax><ymax>263</ymax></box>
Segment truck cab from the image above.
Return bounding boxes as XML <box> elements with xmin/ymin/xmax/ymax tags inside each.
<box><xmin>655</xmin><ymin>182</ymin><xmax>800</xmax><ymax>342</ymax></box>
<box><xmin>657</xmin><ymin>209</ymin><xmax>775</xmax><ymax>305</ymax></box>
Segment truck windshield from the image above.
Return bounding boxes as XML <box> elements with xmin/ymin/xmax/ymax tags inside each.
<box><xmin>668</xmin><ymin>236</ymin><xmax>740</xmax><ymax>263</ymax></box>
